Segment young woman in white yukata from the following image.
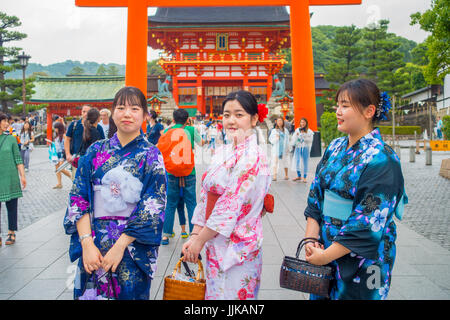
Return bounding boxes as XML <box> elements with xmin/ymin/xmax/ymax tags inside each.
<box><xmin>182</xmin><ymin>90</ymin><xmax>271</xmax><ymax>300</ymax></box>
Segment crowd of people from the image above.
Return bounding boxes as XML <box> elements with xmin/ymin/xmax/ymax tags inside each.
<box><xmin>0</xmin><ymin>78</ymin><xmax>407</xmax><ymax>301</ymax></box>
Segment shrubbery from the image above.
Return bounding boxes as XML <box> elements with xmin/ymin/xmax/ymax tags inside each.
<box><xmin>378</xmin><ymin>126</ymin><xmax>423</xmax><ymax>135</ymax></box>
<box><xmin>442</xmin><ymin>116</ymin><xmax>450</xmax><ymax>140</ymax></box>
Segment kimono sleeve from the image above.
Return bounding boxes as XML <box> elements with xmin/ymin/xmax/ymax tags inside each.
<box><xmin>63</xmin><ymin>150</ymin><xmax>93</xmax><ymax>235</ymax></box>
<box><xmin>206</xmin><ymin>157</ymin><xmax>270</xmax><ymax>238</ymax></box>
<box><xmin>191</xmin><ymin>187</ymin><xmax>207</xmax><ymax>227</ymax></box>
<box><xmin>333</xmin><ymin>153</ymin><xmax>404</xmax><ymax>260</ymax></box>
<box><xmin>123</xmin><ymin>148</ymin><xmax>167</xmax><ymax>246</ymax></box>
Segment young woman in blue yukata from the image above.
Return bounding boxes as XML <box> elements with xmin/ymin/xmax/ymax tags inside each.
<box><xmin>63</xmin><ymin>86</ymin><xmax>167</xmax><ymax>300</ymax></box>
<box><xmin>303</xmin><ymin>79</ymin><xmax>407</xmax><ymax>300</ymax></box>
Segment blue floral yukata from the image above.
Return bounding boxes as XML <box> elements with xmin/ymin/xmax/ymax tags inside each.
<box><xmin>63</xmin><ymin>133</ymin><xmax>167</xmax><ymax>300</ymax></box>
<box><xmin>304</xmin><ymin>128</ymin><xmax>406</xmax><ymax>300</ymax></box>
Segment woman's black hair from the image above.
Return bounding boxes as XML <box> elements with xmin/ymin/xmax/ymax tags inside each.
<box><xmin>21</xmin><ymin>121</ymin><xmax>33</xmax><ymax>135</ymax></box>
<box><xmin>149</xmin><ymin>110</ymin><xmax>157</xmax><ymax>120</ymax></box>
<box><xmin>335</xmin><ymin>79</ymin><xmax>381</xmax><ymax>123</ymax></box>
<box><xmin>83</xmin><ymin>108</ymin><xmax>100</xmax><ymax>142</ymax></box>
<box><xmin>0</xmin><ymin>112</ymin><xmax>7</xmax><ymax>123</ymax></box>
<box><xmin>221</xmin><ymin>90</ymin><xmax>258</xmax><ymax>116</ymax></box>
<box><xmin>275</xmin><ymin>117</ymin><xmax>285</xmax><ymax>130</ymax></box>
<box><xmin>108</xmin><ymin>116</ymin><xmax>117</xmax><ymax>139</ymax></box>
<box><xmin>54</xmin><ymin>121</ymin><xmax>65</xmax><ymax>140</ymax></box>
<box><xmin>112</xmin><ymin>86</ymin><xmax>148</xmax><ymax>115</ymax></box>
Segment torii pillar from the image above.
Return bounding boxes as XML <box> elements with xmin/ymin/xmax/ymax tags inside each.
<box><xmin>75</xmin><ymin>0</ymin><xmax>362</xmax><ymax>131</ymax></box>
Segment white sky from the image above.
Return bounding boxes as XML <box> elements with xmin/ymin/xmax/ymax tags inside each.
<box><xmin>1</xmin><ymin>0</ymin><xmax>431</xmax><ymax>66</ymax></box>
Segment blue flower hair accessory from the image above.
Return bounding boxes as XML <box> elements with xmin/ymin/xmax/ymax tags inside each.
<box><xmin>375</xmin><ymin>91</ymin><xmax>392</xmax><ymax>121</ymax></box>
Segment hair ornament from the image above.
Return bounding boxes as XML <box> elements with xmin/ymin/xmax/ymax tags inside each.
<box><xmin>376</xmin><ymin>91</ymin><xmax>392</xmax><ymax>121</ymax></box>
<box><xmin>257</xmin><ymin>103</ymin><xmax>268</xmax><ymax>123</ymax></box>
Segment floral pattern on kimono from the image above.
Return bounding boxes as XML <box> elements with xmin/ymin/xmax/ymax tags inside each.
<box><xmin>192</xmin><ymin>133</ymin><xmax>271</xmax><ymax>300</ymax></box>
<box><xmin>63</xmin><ymin>133</ymin><xmax>167</xmax><ymax>300</ymax></box>
<box><xmin>304</xmin><ymin>127</ymin><xmax>405</xmax><ymax>300</ymax></box>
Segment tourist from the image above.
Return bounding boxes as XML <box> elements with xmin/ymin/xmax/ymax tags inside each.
<box><xmin>0</xmin><ymin>112</ymin><xmax>27</xmax><ymax>246</ymax></box>
<box><xmin>436</xmin><ymin>116</ymin><xmax>443</xmax><ymax>140</ymax></box>
<box><xmin>290</xmin><ymin>118</ymin><xmax>314</xmax><ymax>182</ymax></box>
<box><xmin>145</xmin><ymin>110</ymin><xmax>164</xmax><ymax>145</ymax></box>
<box><xmin>207</xmin><ymin>121</ymin><xmax>218</xmax><ymax>152</ymax></box>
<box><xmin>65</xmin><ymin>105</ymin><xmax>105</xmax><ymax>180</ymax></box>
<box><xmin>182</xmin><ymin>90</ymin><xmax>271</xmax><ymax>300</ymax></box>
<box><xmin>63</xmin><ymin>86</ymin><xmax>167</xmax><ymax>300</ymax></box>
<box><xmin>160</xmin><ymin>109</ymin><xmax>203</xmax><ymax>245</ymax></box>
<box><xmin>19</xmin><ymin>121</ymin><xmax>34</xmax><ymax>172</ymax></box>
<box><xmin>79</xmin><ymin>108</ymin><xmax>103</xmax><ymax>156</ymax></box>
<box><xmin>52</xmin><ymin>121</ymin><xmax>71</xmax><ymax>189</ymax></box>
<box><xmin>303</xmin><ymin>79</ymin><xmax>406</xmax><ymax>300</ymax></box>
<box><xmin>99</xmin><ymin>108</ymin><xmax>111</xmax><ymax>138</ymax></box>
<box><xmin>269</xmin><ymin>117</ymin><xmax>290</xmax><ymax>181</ymax></box>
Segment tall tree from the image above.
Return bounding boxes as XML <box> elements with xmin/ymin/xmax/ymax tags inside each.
<box><xmin>411</xmin><ymin>0</ymin><xmax>450</xmax><ymax>84</ymax></box>
<box><xmin>96</xmin><ymin>65</ymin><xmax>107</xmax><ymax>75</ymax></box>
<box><xmin>320</xmin><ymin>25</ymin><xmax>363</xmax><ymax>112</ymax></box>
<box><xmin>362</xmin><ymin>19</ymin><xmax>390</xmax><ymax>82</ymax></box>
<box><xmin>106</xmin><ymin>65</ymin><xmax>119</xmax><ymax>76</ymax></box>
<box><xmin>0</xmin><ymin>12</ymin><xmax>27</xmax><ymax>112</ymax></box>
<box><xmin>68</xmin><ymin>66</ymin><xmax>85</xmax><ymax>75</ymax></box>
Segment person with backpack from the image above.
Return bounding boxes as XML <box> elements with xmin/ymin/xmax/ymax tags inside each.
<box><xmin>157</xmin><ymin>109</ymin><xmax>204</xmax><ymax>245</ymax></box>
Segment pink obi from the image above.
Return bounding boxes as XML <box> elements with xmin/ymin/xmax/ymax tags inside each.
<box><xmin>93</xmin><ymin>185</ymin><xmax>137</xmax><ymax>219</ymax></box>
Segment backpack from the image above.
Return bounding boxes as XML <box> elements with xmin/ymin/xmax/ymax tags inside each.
<box><xmin>157</xmin><ymin>126</ymin><xmax>195</xmax><ymax>177</ymax></box>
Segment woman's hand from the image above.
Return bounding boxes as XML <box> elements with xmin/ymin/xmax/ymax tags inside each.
<box><xmin>305</xmin><ymin>241</ymin><xmax>323</xmax><ymax>257</ymax></box>
<box><xmin>20</xmin><ymin>175</ymin><xmax>26</xmax><ymax>189</ymax></box>
<box><xmin>102</xmin><ymin>243</ymin><xmax>125</xmax><ymax>273</ymax></box>
<box><xmin>183</xmin><ymin>237</ymin><xmax>204</xmax><ymax>264</ymax></box>
<box><xmin>81</xmin><ymin>238</ymin><xmax>103</xmax><ymax>274</ymax></box>
<box><xmin>305</xmin><ymin>246</ymin><xmax>330</xmax><ymax>266</ymax></box>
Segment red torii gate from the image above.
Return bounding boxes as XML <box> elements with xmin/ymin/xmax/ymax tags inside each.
<box><xmin>75</xmin><ymin>0</ymin><xmax>362</xmax><ymax>131</ymax></box>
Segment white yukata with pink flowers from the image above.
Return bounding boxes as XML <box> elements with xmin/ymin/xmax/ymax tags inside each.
<box><xmin>192</xmin><ymin>133</ymin><xmax>271</xmax><ymax>300</ymax></box>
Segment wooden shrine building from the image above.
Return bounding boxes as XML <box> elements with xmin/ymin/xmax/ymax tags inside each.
<box><xmin>148</xmin><ymin>6</ymin><xmax>291</xmax><ymax>118</ymax></box>
<box><xmin>28</xmin><ymin>75</ymin><xmax>125</xmax><ymax>141</ymax></box>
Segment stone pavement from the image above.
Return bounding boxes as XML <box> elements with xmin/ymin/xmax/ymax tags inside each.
<box><xmin>0</xmin><ymin>145</ymin><xmax>449</xmax><ymax>300</ymax></box>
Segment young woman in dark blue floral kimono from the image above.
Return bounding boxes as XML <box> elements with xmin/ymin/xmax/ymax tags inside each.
<box><xmin>303</xmin><ymin>79</ymin><xmax>407</xmax><ymax>300</ymax></box>
<box><xmin>64</xmin><ymin>87</ymin><xmax>167</xmax><ymax>300</ymax></box>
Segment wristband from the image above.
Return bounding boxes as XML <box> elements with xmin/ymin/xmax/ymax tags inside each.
<box><xmin>79</xmin><ymin>233</ymin><xmax>92</xmax><ymax>243</ymax></box>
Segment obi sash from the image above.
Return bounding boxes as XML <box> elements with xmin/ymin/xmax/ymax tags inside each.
<box><xmin>93</xmin><ymin>185</ymin><xmax>137</xmax><ymax>219</ymax></box>
<box><xmin>205</xmin><ymin>191</ymin><xmax>221</xmax><ymax>221</ymax></box>
<box><xmin>323</xmin><ymin>189</ymin><xmax>408</xmax><ymax>221</ymax></box>
<box><xmin>323</xmin><ymin>190</ymin><xmax>353</xmax><ymax>221</ymax></box>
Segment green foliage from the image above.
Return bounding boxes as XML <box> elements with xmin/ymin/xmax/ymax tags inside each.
<box><xmin>96</xmin><ymin>65</ymin><xmax>107</xmax><ymax>75</ymax></box>
<box><xmin>319</xmin><ymin>111</ymin><xmax>344</xmax><ymax>146</ymax></box>
<box><xmin>106</xmin><ymin>65</ymin><xmax>119</xmax><ymax>76</ymax></box>
<box><xmin>442</xmin><ymin>116</ymin><xmax>450</xmax><ymax>140</ymax></box>
<box><xmin>68</xmin><ymin>66</ymin><xmax>85</xmax><ymax>75</ymax></box>
<box><xmin>9</xmin><ymin>103</ymin><xmax>47</xmax><ymax>115</ymax></box>
<box><xmin>378</xmin><ymin>126</ymin><xmax>423</xmax><ymax>135</ymax></box>
<box><xmin>0</xmin><ymin>11</ymin><xmax>28</xmax><ymax>112</ymax></box>
<box><xmin>147</xmin><ymin>59</ymin><xmax>165</xmax><ymax>75</ymax></box>
<box><xmin>411</xmin><ymin>0</ymin><xmax>450</xmax><ymax>84</ymax></box>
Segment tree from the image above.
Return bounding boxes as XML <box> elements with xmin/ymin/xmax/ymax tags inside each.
<box><xmin>320</xmin><ymin>25</ymin><xmax>363</xmax><ymax>112</ymax></box>
<box><xmin>106</xmin><ymin>65</ymin><xmax>119</xmax><ymax>76</ymax></box>
<box><xmin>0</xmin><ymin>12</ymin><xmax>27</xmax><ymax>112</ymax></box>
<box><xmin>362</xmin><ymin>20</ymin><xmax>390</xmax><ymax>82</ymax></box>
<box><xmin>411</xmin><ymin>0</ymin><xmax>450</xmax><ymax>84</ymax></box>
<box><xmin>147</xmin><ymin>59</ymin><xmax>165</xmax><ymax>75</ymax></box>
<box><xmin>96</xmin><ymin>65</ymin><xmax>107</xmax><ymax>75</ymax></box>
<box><xmin>411</xmin><ymin>42</ymin><xmax>429</xmax><ymax>66</ymax></box>
<box><xmin>68</xmin><ymin>66</ymin><xmax>85</xmax><ymax>75</ymax></box>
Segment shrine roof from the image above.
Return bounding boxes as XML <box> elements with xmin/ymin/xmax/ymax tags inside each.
<box><xmin>149</xmin><ymin>6</ymin><xmax>290</xmax><ymax>24</ymax></box>
<box><xmin>30</xmin><ymin>76</ymin><xmax>125</xmax><ymax>102</ymax></box>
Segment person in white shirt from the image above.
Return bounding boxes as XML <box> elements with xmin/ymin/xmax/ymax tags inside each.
<box><xmin>99</xmin><ymin>108</ymin><xmax>111</xmax><ymax>139</ymax></box>
<box><xmin>208</xmin><ymin>121</ymin><xmax>218</xmax><ymax>151</ymax></box>
<box><xmin>290</xmin><ymin>117</ymin><xmax>314</xmax><ymax>182</ymax></box>
<box><xmin>269</xmin><ymin>117</ymin><xmax>290</xmax><ymax>181</ymax></box>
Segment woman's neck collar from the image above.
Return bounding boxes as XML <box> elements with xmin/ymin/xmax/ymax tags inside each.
<box><xmin>149</xmin><ymin>119</ymin><xmax>156</xmax><ymax>126</ymax></box>
<box><xmin>347</xmin><ymin>126</ymin><xmax>373</xmax><ymax>149</ymax></box>
<box><xmin>116</xmin><ymin>130</ymin><xmax>140</xmax><ymax>147</ymax></box>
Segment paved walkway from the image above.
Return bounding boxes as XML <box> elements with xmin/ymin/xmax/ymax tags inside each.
<box><xmin>0</xmin><ymin>145</ymin><xmax>449</xmax><ymax>300</ymax></box>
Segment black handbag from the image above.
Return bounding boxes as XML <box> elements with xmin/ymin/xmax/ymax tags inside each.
<box><xmin>279</xmin><ymin>237</ymin><xmax>335</xmax><ymax>298</ymax></box>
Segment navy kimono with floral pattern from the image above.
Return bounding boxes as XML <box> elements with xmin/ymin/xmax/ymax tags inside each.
<box><xmin>63</xmin><ymin>133</ymin><xmax>167</xmax><ymax>300</ymax></box>
<box><xmin>304</xmin><ymin>128</ymin><xmax>405</xmax><ymax>300</ymax></box>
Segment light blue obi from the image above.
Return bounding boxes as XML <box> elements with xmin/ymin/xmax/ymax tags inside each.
<box><xmin>323</xmin><ymin>190</ymin><xmax>408</xmax><ymax>221</ymax></box>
